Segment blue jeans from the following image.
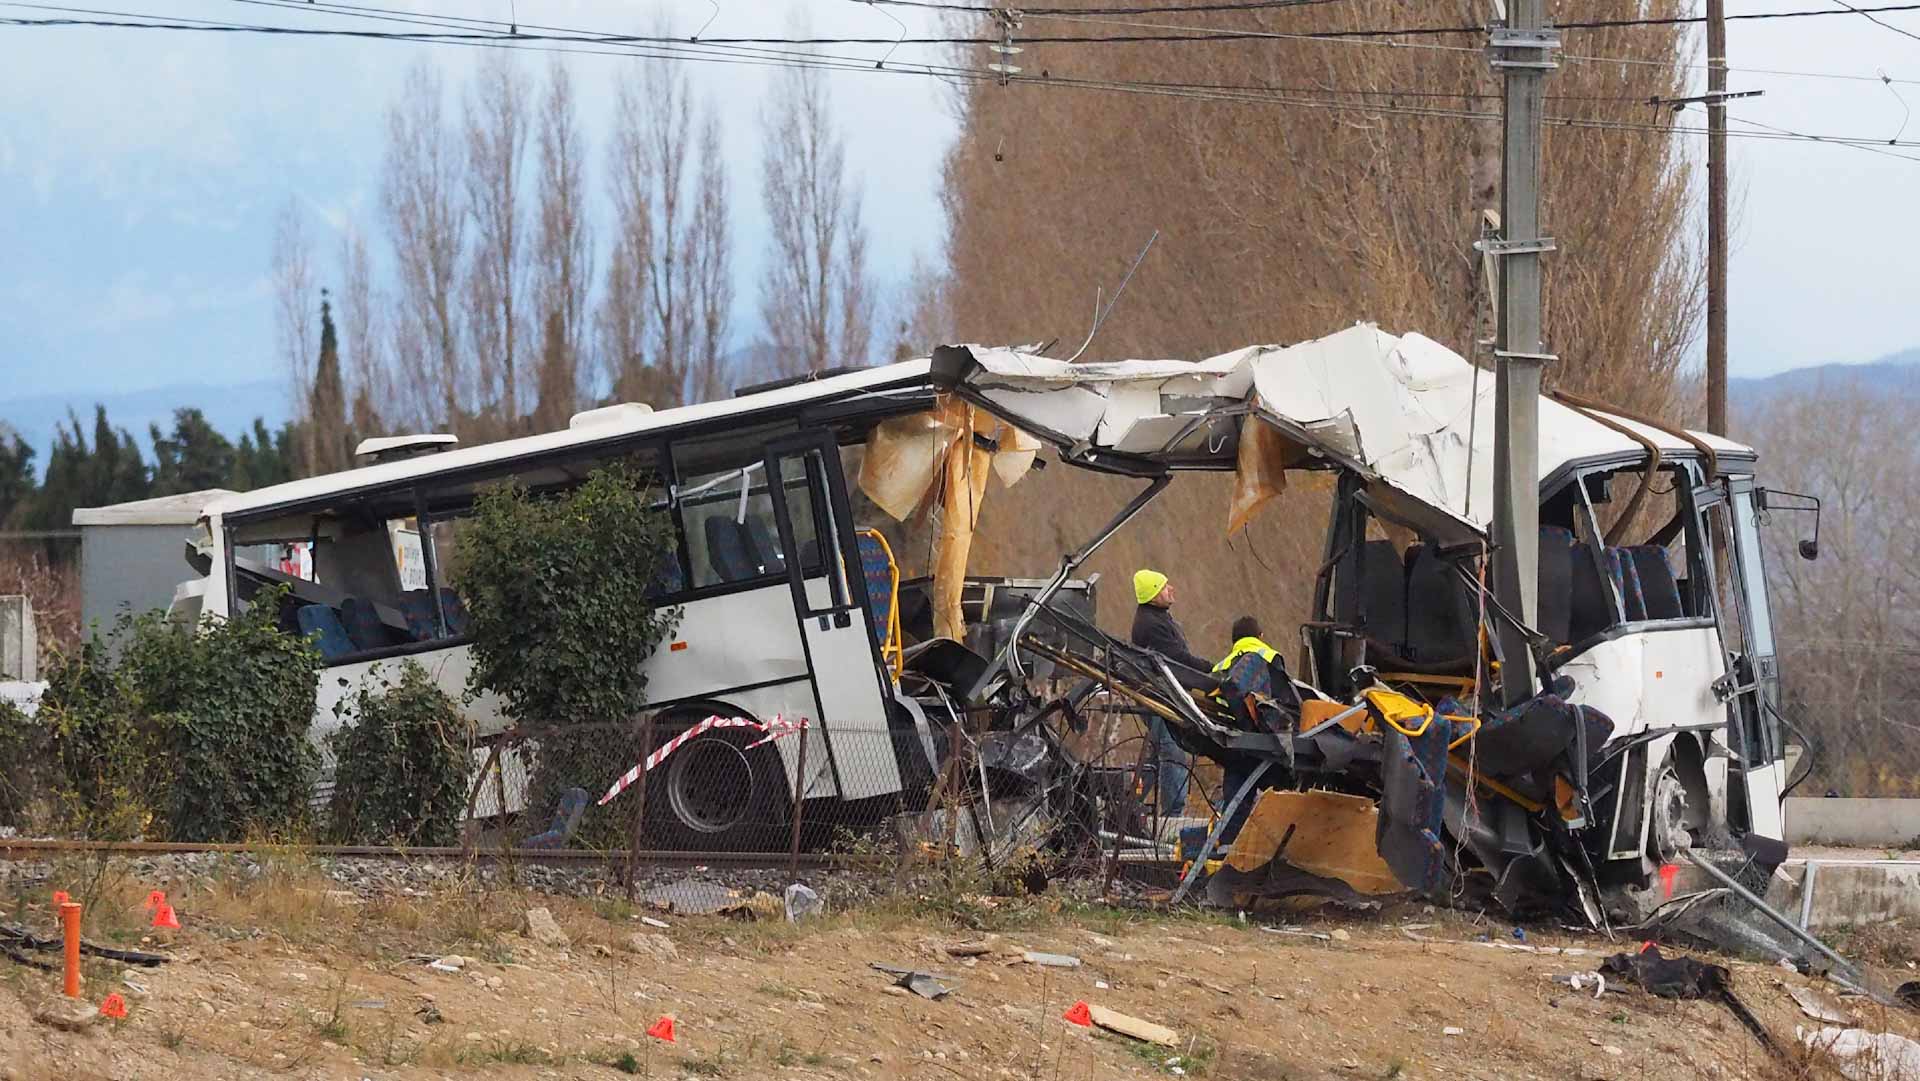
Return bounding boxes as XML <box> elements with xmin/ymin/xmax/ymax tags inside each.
<box><xmin>1147</xmin><ymin>717</ymin><xmax>1192</xmax><ymax>814</ymax></box>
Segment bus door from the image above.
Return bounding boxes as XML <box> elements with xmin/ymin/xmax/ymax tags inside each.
<box><xmin>763</xmin><ymin>431</ymin><xmax>902</xmax><ymax>800</ymax></box>
<box><xmin>1707</xmin><ymin>477</ymin><xmax>1787</xmax><ymax>839</ymax></box>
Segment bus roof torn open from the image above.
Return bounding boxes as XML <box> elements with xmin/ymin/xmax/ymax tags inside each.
<box><xmin>931</xmin><ymin>323</ymin><xmax>1750</xmax><ymax>544</ymax></box>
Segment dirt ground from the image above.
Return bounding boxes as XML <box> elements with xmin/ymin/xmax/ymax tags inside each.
<box><xmin>2</xmin><ymin>856</ymin><xmax>1917</xmax><ymax>1081</ymax></box>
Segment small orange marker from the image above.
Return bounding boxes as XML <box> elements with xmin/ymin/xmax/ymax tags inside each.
<box><xmin>145</xmin><ymin>889</ymin><xmax>165</xmax><ymax>910</ymax></box>
<box><xmin>646</xmin><ymin>1015</ymin><xmax>676</xmax><ymax>1043</ymax></box>
<box><xmin>1062</xmin><ymin>1001</ymin><xmax>1093</xmax><ymax>1027</ymax></box>
<box><xmin>52</xmin><ymin>890</ymin><xmax>69</xmax><ymax>905</ymax></box>
<box><xmin>100</xmin><ymin>993</ymin><xmax>128</xmax><ymax>1019</ymax></box>
<box><xmin>669</xmin><ymin>640</ymin><xmax>689</xmax><ymax>652</ymax></box>
<box><xmin>1658</xmin><ymin>863</ymin><xmax>1678</xmax><ymax>899</ymax></box>
<box><xmin>152</xmin><ymin>902</ymin><xmax>181</xmax><ymax>930</ymax></box>
<box><xmin>59</xmin><ymin>901</ymin><xmax>82</xmax><ymax>997</ymax></box>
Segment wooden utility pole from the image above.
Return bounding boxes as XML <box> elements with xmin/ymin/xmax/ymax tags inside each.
<box><xmin>1485</xmin><ymin>0</ymin><xmax>1559</xmax><ymax>706</ymax></box>
<box><xmin>1706</xmin><ymin>0</ymin><xmax>1730</xmax><ymax>435</ymax></box>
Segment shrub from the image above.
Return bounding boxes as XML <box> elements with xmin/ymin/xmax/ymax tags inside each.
<box><xmin>35</xmin><ymin>631</ymin><xmax>166</xmax><ymax>840</ymax></box>
<box><xmin>123</xmin><ymin>590</ymin><xmax>321</xmax><ymax>842</ymax></box>
<box><xmin>456</xmin><ymin>464</ymin><xmax>681</xmax><ymax>731</ymax></box>
<box><xmin>29</xmin><ymin>588</ymin><xmax>321</xmax><ymax>842</ymax></box>
<box><xmin>0</xmin><ymin>698</ymin><xmax>56</xmax><ymax>831</ymax></box>
<box><xmin>326</xmin><ymin>661</ymin><xmax>473</xmax><ymax>846</ymax></box>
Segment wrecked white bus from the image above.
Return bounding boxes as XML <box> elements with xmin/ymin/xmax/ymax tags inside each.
<box><xmin>164</xmin><ymin>322</ymin><xmax>1810</xmax><ymax>918</ymax></box>
<box><xmin>926</xmin><ymin>324</ymin><xmax>1813</xmax><ymax>920</ymax></box>
<box><xmin>170</xmin><ymin>364</ymin><xmax>1089</xmax><ymax>849</ymax></box>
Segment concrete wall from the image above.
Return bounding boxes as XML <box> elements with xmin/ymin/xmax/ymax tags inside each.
<box><xmin>0</xmin><ymin>595</ymin><xmax>34</xmax><ymax>681</ymax></box>
<box><xmin>79</xmin><ymin>523</ymin><xmax>196</xmax><ymax>632</ymax></box>
<box><xmin>1785</xmin><ymin>797</ymin><xmax>1920</xmax><ymax>849</ymax></box>
<box><xmin>1771</xmin><ymin>858</ymin><xmax>1920</xmax><ymax>931</ymax></box>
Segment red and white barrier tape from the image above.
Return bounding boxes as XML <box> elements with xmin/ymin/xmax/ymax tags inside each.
<box><xmin>596</xmin><ymin>714</ymin><xmax>809</xmax><ymax>806</ymax></box>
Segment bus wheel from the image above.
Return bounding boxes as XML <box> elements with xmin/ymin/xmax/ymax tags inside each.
<box><xmin>644</xmin><ymin>714</ymin><xmax>790</xmax><ymax>853</ymax></box>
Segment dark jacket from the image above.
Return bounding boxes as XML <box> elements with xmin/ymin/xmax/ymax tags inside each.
<box><xmin>1130</xmin><ymin>603</ymin><xmax>1213</xmax><ymax>675</ymax></box>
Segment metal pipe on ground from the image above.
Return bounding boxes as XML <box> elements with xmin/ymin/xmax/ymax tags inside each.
<box><xmin>1684</xmin><ymin>849</ymin><xmax>1892</xmax><ymax>1005</ymax></box>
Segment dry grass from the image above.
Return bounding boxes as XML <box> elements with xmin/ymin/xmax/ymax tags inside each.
<box><xmin>0</xmin><ymin>543</ymin><xmax>78</xmax><ymax>667</ymax></box>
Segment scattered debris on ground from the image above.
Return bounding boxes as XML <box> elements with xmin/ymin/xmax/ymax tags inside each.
<box><xmin>5</xmin><ymin>853</ymin><xmax>1919</xmax><ymax>1079</ymax></box>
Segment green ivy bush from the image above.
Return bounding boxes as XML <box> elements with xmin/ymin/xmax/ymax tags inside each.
<box><xmin>27</xmin><ymin>589</ymin><xmax>321</xmax><ymax>842</ymax></box>
<box><xmin>125</xmin><ymin>592</ymin><xmax>322</xmax><ymax>842</ymax></box>
<box><xmin>456</xmin><ymin>465</ymin><xmax>680</xmax><ymax>842</ymax></box>
<box><xmin>35</xmin><ymin>631</ymin><xmax>168</xmax><ymax>840</ymax></box>
<box><xmin>0</xmin><ymin>698</ymin><xmax>51</xmax><ymax>829</ymax></box>
<box><xmin>326</xmin><ymin>661</ymin><xmax>472</xmax><ymax>846</ymax></box>
<box><xmin>457</xmin><ymin>464</ymin><xmax>681</xmax><ymax>728</ymax></box>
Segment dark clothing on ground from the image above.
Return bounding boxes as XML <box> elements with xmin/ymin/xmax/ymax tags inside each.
<box><xmin>1130</xmin><ymin>604</ymin><xmax>1213</xmax><ymax>675</ymax></box>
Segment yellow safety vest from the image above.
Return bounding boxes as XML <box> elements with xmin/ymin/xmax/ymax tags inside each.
<box><xmin>1212</xmin><ymin>636</ymin><xmax>1279</xmax><ymax>675</ymax></box>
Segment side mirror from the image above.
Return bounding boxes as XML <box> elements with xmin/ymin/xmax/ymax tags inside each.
<box><xmin>1758</xmin><ymin>487</ymin><xmax>1822</xmax><ymax>563</ymax></box>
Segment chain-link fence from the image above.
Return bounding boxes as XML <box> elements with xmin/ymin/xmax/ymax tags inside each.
<box><xmin>0</xmin><ymin>717</ymin><xmax>1207</xmax><ymax>917</ymax></box>
<box><xmin>431</xmin><ymin>700</ymin><xmax>1231</xmax><ymax>912</ymax></box>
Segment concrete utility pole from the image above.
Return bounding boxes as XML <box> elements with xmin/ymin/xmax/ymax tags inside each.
<box><xmin>1706</xmin><ymin>0</ymin><xmax>1729</xmax><ymax>435</ymax></box>
<box><xmin>1485</xmin><ymin>0</ymin><xmax>1559</xmax><ymax>706</ymax></box>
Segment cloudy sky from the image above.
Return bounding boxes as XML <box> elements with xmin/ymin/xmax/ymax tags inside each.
<box><xmin>0</xmin><ymin>0</ymin><xmax>1914</xmax><ymax>431</ymax></box>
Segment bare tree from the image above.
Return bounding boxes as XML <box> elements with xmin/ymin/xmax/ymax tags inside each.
<box><xmin>1742</xmin><ymin>377</ymin><xmax>1920</xmax><ymax>796</ymax></box>
<box><xmin>759</xmin><ymin>60</ymin><xmax>873</xmax><ymax>377</ymax></box>
<box><xmin>464</xmin><ymin>53</ymin><xmax>532</xmax><ymax>435</ymax></box>
<box><xmin>641</xmin><ymin>54</ymin><xmax>697</xmax><ymax>403</ymax></box>
<box><xmin>887</xmin><ymin>254</ymin><xmax>952</xmax><ymax>362</ymax></box>
<box><xmin>531</xmin><ymin>57</ymin><xmax>592</xmax><ymax>431</ymax></box>
<box><xmin>688</xmin><ymin>112</ymin><xmax>733</xmax><ymax>403</ymax></box>
<box><xmin>597</xmin><ymin>54</ymin><xmax>734</xmax><ymax>407</ymax></box>
<box><xmin>382</xmin><ymin>61</ymin><xmax>466</xmax><ymax>433</ymax></box>
<box><xmin>938</xmin><ymin>0</ymin><xmax>1703</xmax><ymax>647</ymax></box>
<box><xmin>599</xmin><ymin>68</ymin><xmax>656</xmax><ymax>405</ymax></box>
<box><xmin>337</xmin><ymin>225</ymin><xmax>385</xmax><ymax>438</ymax></box>
<box><xmin>270</xmin><ymin>198</ymin><xmax>316</xmax><ymax>472</ymax></box>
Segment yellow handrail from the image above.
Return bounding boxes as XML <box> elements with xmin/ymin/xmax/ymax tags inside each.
<box><xmin>856</xmin><ymin>528</ymin><xmax>905</xmax><ymax>678</ymax></box>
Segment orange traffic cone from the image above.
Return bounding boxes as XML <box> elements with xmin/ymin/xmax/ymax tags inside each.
<box><xmin>152</xmin><ymin>902</ymin><xmax>181</xmax><ymax>930</ymax></box>
<box><xmin>1062</xmin><ymin>1001</ymin><xmax>1093</xmax><ymax>1027</ymax></box>
<box><xmin>100</xmin><ymin>993</ymin><xmax>128</xmax><ymax>1020</ymax></box>
<box><xmin>646</xmin><ymin>1016</ymin><xmax>676</xmax><ymax>1043</ymax></box>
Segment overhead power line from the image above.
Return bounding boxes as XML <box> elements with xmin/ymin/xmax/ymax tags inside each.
<box><xmin>3</xmin><ymin>4</ymin><xmax>1917</xmax><ymax>162</ymax></box>
<box><xmin>862</xmin><ymin>0</ymin><xmax>1353</xmax><ymax>14</ymax></box>
<box><xmin>6</xmin><ymin>0</ymin><xmax>1920</xmax><ymax>46</ymax></box>
<box><xmin>1825</xmin><ymin>0</ymin><xmax>1920</xmax><ymax>42</ymax></box>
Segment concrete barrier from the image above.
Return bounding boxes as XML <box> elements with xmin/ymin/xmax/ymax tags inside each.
<box><xmin>1786</xmin><ymin>797</ymin><xmax>1920</xmax><ymax>849</ymax></box>
<box><xmin>1768</xmin><ymin>858</ymin><xmax>1920</xmax><ymax>933</ymax></box>
<box><xmin>0</xmin><ymin>595</ymin><xmax>33</xmax><ymax>682</ymax></box>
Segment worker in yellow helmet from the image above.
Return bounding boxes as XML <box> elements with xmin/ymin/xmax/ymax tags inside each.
<box><xmin>1130</xmin><ymin>569</ymin><xmax>1212</xmax><ymax>816</ymax></box>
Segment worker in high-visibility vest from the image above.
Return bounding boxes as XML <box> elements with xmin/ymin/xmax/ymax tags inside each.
<box><xmin>1211</xmin><ymin>615</ymin><xmax>1283</xmax><ymax>684</ymax></box>
<box><xmin>1211</xmin><ymin>615</ymin><xmax>1298</xmax><ymax>846</ymax></box>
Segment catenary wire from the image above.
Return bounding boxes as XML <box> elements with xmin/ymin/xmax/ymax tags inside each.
<box><xmin>4</xmin><ymin>5</ymin><xmax>1919</xmax><ymax>159</ymax></box>
<box><xmin>3</xmin><ymin>0</ymin><xmax>1919</xmax><ymax>46</ymax></box>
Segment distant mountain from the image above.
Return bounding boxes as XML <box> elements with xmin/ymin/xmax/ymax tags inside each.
<box><xmin>0</xmin><ymin>379</ymin><xmax>290</xmax><ymax>470</ymax></box>
<box><xmin>1732</xmin><ymin>347</ymin><xmax>1920</xmax><ymax>405</ymax></box>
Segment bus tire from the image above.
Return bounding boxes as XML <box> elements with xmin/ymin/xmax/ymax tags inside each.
<box><xmin>642</xmin><ymin>711</ymin><xmax>791</xmax><ymax>853</ymax></box>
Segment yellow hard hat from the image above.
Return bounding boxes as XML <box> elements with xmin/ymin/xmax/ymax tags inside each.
<box><xmin>1133</xmin><ymin>569</ymin><xmax>1169</xmax><ymax>605</ymax></box>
